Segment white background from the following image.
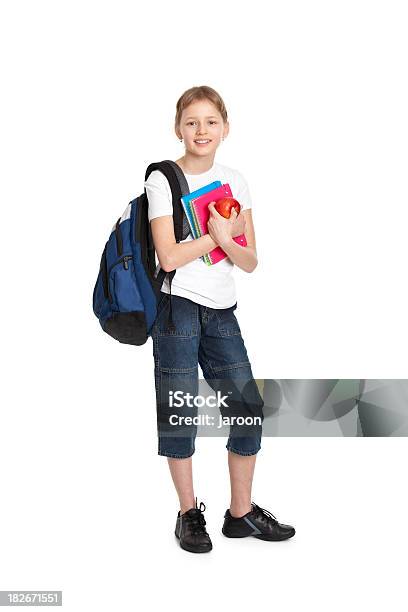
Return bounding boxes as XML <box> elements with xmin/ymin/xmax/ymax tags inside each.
<box><xmin>1</xmin><ymin>1</ymin><xmax>407</xmax><ymax>610</ymax></box>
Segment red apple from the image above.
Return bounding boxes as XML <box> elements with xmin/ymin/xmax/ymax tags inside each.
<box><xmin>214</xmin><ymin>197</ymin><xmax>241</xmax><ymax>218</ymax></box>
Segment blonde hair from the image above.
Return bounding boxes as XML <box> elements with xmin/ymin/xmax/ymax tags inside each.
<box><xmin>175</xmin><ymin>85</ymin><xmax>228</xmax><ymax>133</ymax></box>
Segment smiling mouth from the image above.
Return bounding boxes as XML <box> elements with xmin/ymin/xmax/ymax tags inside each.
<box><xmin>194</xmin><ymin>140</ymin><xmax>211</xmax><ymax>145</ymax></box>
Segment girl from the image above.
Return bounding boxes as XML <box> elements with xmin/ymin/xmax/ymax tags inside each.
<box><xmin>145</xmin><ymin>85</ymin><xmax>295</xmax><ymax>553</ymax></box>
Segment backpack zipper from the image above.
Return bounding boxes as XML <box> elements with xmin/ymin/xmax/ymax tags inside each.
<box><xmin>107</xmin><ymin>255</ymin><xmax>133</xmax><ymax>302</ymax></box>
<box><xmin>108</xmin><ymin>255</ymin><xmax>133</xmax><ymax>274</ymax></box>
<box><xmin>115</xmin><ymin>217</ymin><xmax>123</xmax><ymax>256</ymax></box>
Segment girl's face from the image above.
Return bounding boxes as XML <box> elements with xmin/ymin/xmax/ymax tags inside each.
<box><xmin>177</xmin><ymin>100</ymin><xmax>229</xmax><ymax>158</ymax></box>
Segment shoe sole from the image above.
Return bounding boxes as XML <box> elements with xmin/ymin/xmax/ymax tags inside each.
<box><xmin>222</xmin><ymin>528</ymin><xmax>295</xmax><ymax>541</ymax></box>
<box><xmin>175</xmin><ymin>530</ymin><xmax>213</xmax><ymax>553</ymax></box>
<box><xmin>254</xmin><ymin>531</ymin><xmax>295</xmax><ymax>541</ymax></box>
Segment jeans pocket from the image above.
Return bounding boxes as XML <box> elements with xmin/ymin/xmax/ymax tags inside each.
<box><xmin>157</xmin><ymin>295</ymin><xmax>198</xmax><ymax>338</ymax></box>
<box><xmin>216</xmin><ymin>303</ymin><xmax>241</xmax><ymax>337</ymax></box>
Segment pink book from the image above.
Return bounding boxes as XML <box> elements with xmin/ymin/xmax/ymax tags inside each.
<box><xmin>191</xmin><ymin>183</ymin><xmax>247</xmax><ymax>265</ymax></box>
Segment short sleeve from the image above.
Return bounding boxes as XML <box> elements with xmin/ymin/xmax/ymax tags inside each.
<box><xmin>144</xmin><ymin>170</ymin><xmax>173</xmax><ymax>222</ymax></box>
<box><xmin>234</xmin><ymin>170</ymin><xmax>252</xmax><ymax>211</ymax></box>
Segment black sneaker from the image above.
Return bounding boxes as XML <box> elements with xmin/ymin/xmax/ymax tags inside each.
<box><xmin>175</xmin><ymin>499</ymin><xmax>213</xmax><ymax>553</ymax></box>
<box><xmin>222</xmin><ymin>502</ymin><xmax>295</xmax><ymax>541</ymax></box>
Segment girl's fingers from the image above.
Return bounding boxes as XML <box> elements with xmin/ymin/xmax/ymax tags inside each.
<box><xmin>209</xmin><ymin>201</ymin><xmax>220</xmax><ymax>216</ymax></box>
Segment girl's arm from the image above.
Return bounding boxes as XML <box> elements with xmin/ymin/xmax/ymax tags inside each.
<box><xmin>150</xmin><ymin>216</ymin><xmax>219</xmax><ymax>272</ymax></box>
<box><xmin>207</xmin><ymin>205</ymin><xmax>258</xmax><ymax>273</ymax></box>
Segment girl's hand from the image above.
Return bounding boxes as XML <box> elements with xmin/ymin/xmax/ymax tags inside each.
<box><xmin>207</xmin><ymin>202</ymin><xmax>245</xmax><ymax>248</ymax></box>
<box><xmin>230</xmin><ymin>206</ymin><xmax>246</xmax><ymax>238</ymax></box>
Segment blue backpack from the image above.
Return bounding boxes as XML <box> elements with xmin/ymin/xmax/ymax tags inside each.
<box><xmin>92</xmin><ymin>160</ymin><xmax>191</xmax><ymax>345</ymax></box>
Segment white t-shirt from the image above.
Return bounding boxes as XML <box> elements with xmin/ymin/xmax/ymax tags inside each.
<box><xmin>144</xmin><ymin>161</ymin><xmax>252</xmax><ymax>309</ymax></box>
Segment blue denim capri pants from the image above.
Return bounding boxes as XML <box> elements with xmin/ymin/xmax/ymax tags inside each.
<box><xmin>151</xmin><ymin>292</ymin><xmax>264</xmax><ymax>458</ymax></box>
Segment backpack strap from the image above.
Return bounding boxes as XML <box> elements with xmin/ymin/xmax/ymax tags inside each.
<box><xmin>145</xmin><ymin>160</ymin><xmax>190</xmax><ymax>331</ymax></box>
